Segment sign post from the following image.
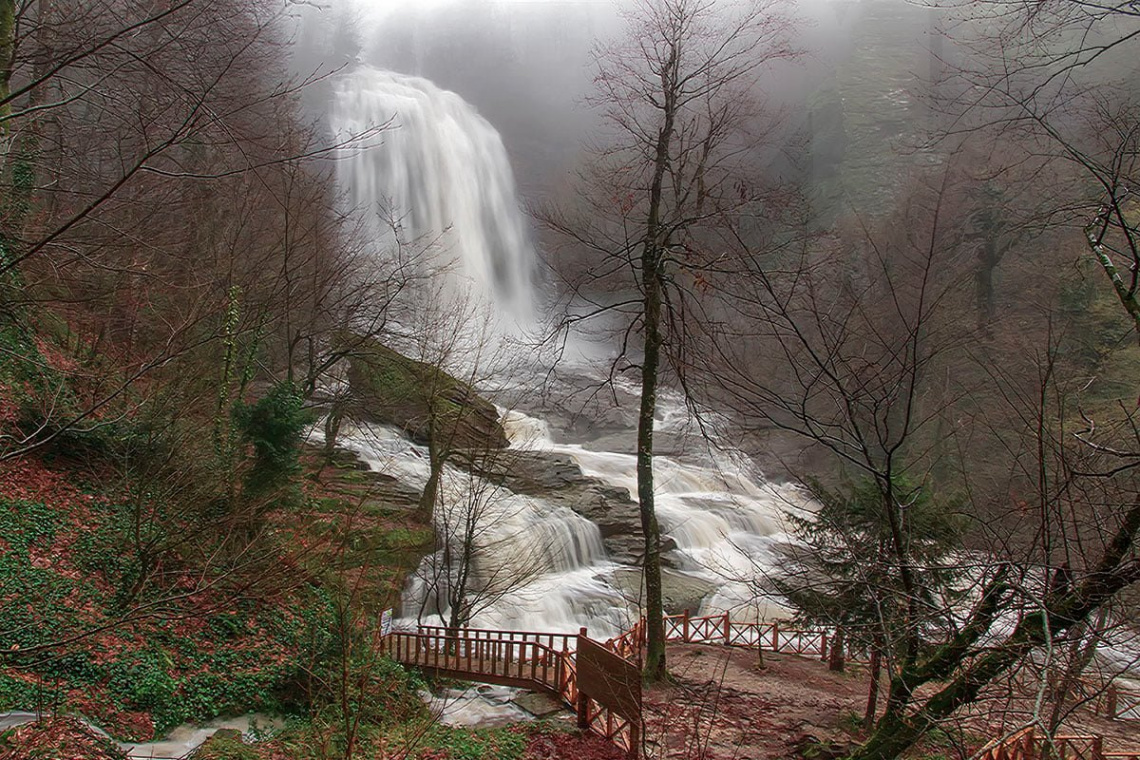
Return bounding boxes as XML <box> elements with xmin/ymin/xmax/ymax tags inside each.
<box><xmin>576</xmin><ymin>629</ymin><xmax>642</xmax><ymax>758</ymax></box>
<box><xmin>379</xmin><ymin>608</ymin><xmax>393</xmax><ymax>654</ymax></box>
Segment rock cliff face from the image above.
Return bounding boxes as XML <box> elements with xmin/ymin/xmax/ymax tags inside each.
<box><xmin>457</xmin><ymin>447</ymin><xmax>721</xmax><ymax>612</ymax></box>
<box><xmin>458</xmin><ymin>447</ymin><xmax>676</xmax><ymax>567</ymax></box>
<box><xmin>345</xmin><ymin>337</ymin><xmax>509</xmax><ymax>451</ymax></box>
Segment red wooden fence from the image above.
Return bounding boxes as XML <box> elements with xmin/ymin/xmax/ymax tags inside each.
<box><xmin>386</xmin><ymin>612</ymin><xmax>1140</xmax><ymax>759</ymax></box>
<box><xmin>977</xmin><ymin>726</ymin><xmax>1140</xmax><ymax>760</ymax></box>
<box><xmin>385</xmin><ymin>626</ymin><xmax>639</xmax><ymax>756</ymax></box>
<box><xmin>608</xmin><ymin>610</ymin><xmax>868</xmax><ymax>663</ymax></box>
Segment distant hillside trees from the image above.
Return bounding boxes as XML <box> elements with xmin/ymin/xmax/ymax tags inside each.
<box><xmin>0</xmin><ymin>0</ymin><xmax>413</xmax><ymax>659</ymax></box>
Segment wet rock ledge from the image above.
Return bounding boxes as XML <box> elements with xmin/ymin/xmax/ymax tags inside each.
<box><xmin>455</xmin><ymin>447</ymin><xmax>676</xmax><ymax>567</ymax></box>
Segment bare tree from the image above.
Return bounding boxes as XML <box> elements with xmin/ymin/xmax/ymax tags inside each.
<box><xmin>0</xmin><ymin>0</ymin><xmax>388</xmax><ymax>465</ymax></box>
<box><xmin>540</xmin><ymin>0</ymin><xmax>795</xmax><ymax>680</ymax></box>
<box><xmin>711</xmin><ymin>144</ymin><xmax>1140</xmax><ymax>759</ymax></box>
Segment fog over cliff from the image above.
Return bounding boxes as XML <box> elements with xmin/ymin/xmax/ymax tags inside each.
<box><xmin>288</xmin><ymin>0</ymin><xmax>950</xmax><ymax>214</ymax></box>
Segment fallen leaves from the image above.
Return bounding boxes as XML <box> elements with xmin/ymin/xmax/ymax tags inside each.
<box><xmin>0</xmin><ymin>717</ymin><xmax>125</xmax><ymax>760</ymax></box>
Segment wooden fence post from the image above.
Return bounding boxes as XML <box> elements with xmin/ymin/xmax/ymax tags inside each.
<box><xmin>724</xmin><ymin>612</ymin><xmax>731</xmax><ymax>645</ymax></box>
<box><xmin>820</xmin><ymin>632</ymin><xmax>828</xmax><ymax>662</ymax></box>
<box><xmin>1105</xmin><ymin>684</ymin><xmax>1118</xmax><ymax>719</ymax></box>
<box><xmin>682</xmin><ymin>609</ymin><xmax>690</xmax><ymax>643</ymax></box>
<box><xmin>771</xmin><ymin>621</ymin><xmax>780</xmax><ymax>651</ymax></box>
<box><xmin>1091</xmin><ymin>736</ymin><xmax>1104</xmax><ymax>760</ymax></box>
<box><xmin>577</xmin><ymin>627</ymin><xmax>589</xmax><ymax>729</ymax></box>
<box><xmin>628</xmin><ymin>720</ymin><xmax>641</xmax><ymax>759</ymax></box>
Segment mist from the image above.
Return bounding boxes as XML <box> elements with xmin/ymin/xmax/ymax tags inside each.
<box><xmin>288</xmin><ymin>0</ymin><xmax>949</xmax><ymax>213</ymax></box>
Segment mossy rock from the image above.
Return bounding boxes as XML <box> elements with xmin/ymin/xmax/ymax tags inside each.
<box><xmin>343</xmin><ymin>335</ymin><xmax>508</xmax><ymax>450</ymax></box>
<box><xmin>190</xmin><ymin>730</ymin><xmax>257</xmax><ymax>760</ymax></box>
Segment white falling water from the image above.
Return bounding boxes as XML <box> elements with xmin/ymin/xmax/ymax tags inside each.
<box><xmin>328</xmin><ymin>66</ymin><xmax>800</xmax><ymax>643</ymax></box>
<box><xmin>333</xmin><ymin>421</ymin><xmax>635</xmax><ymax>639</ymax></box>
<box><xmin>499</xmin><ymin>407</ymin><xmax>806</xmax><ymax>621</ymax></box>
<box><xmin>331</xmin><ymin>66</ymin><xmax>536</xmax><ymax>322</ymax></box>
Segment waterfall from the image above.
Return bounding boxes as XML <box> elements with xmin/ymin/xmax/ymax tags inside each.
<box><xmin>331</xmin><ymin>66</ymin><xmax>536</xmax><ymax>322</ymax></box>
<box><xmin>327</xmin><ymin>66</ymin><xmax>796</xmax><ymax>643</ymax></box>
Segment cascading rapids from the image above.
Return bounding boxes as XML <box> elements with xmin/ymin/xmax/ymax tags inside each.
<box><xmin>327</xmin><ymin>65</ymin><xmax>799</xmax><ymax>642</ymax></box>
<box><xmin>331</xmin><ymin>67</ymin><xmax>536</xmax><ymax>321</ymax></box>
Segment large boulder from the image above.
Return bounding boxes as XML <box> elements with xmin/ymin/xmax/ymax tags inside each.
<box><xmin>455</xmin><ymin>446</ymin><xmax>678</xmax><ymax>566</ymax></box>
<box><xmin>344</xmin><ymin>337</ymin><xmax>508</xmax><ymax>450</ymax></box>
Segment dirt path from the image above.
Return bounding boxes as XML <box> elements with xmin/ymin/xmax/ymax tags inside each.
<box><xmin>642</xmin><ymin>644</ymin><xmax>1140</xmax><ymax>760</ymax></box>
<box><xmin>643</xmin><ymin>644</ymin><xmax>867</xmax><ymax>759</ymax></box>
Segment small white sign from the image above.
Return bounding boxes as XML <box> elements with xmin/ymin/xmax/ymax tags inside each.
<box><xmin>380</xmin><ymin>608</ymin><xmax>393</xmax><ymax>637</ymax></box>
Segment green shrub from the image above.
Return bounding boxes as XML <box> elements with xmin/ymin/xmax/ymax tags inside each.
<box><xmin>233</xmin><ymin>380</ymin><xmax>313</xmax><ymax>499</ymax></box>
<box><xmin>107</xmin><ymin>651</ymin><xmax>177</xmax><ymax>712</ymax></box>
<box><xmin>422</xmin><ymin>725</ymin><xmax>528</xmax><ymax>760</ymax></box>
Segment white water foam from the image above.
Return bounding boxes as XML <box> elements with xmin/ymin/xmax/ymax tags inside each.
<box><xmin>331</xmin><ymin>67</ymin><xmax>536</xmax><ymax>325</ymax></box>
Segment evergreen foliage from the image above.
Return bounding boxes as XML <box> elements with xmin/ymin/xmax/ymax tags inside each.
<box><xmin>233</xmin><ymin>380</ymin><xmax>313</xmax><ymax>499</ymax></box>
<box><xmin>776</xmin><ymin>477</ymin><xmax>966</xmax><ymax>655</ymax></box>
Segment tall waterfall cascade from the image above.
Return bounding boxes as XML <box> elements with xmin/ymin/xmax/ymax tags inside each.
<box><xmin>331</xmin><ymin>67</ymin><xmax>536</xmax><ymax>323</ymax></box>
<box><xmin>328</xmin><ymin>66</ymin><xmax>800</xmax><ymax>640</ymax></box>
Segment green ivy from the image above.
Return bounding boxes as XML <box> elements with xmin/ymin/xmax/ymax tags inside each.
<box><xmin>106</xmin><ymin>651</ymin><xmax>177</xmax><ymax>711</ymax></box>
<box><xmin>0</xmin><ymin>501</ymin><xmax>83</xmax><ymax>651</ymax></box>
<box><xmin>423</xmin><ymin>725</ymin><xmax>528</xmax><ymax>760</ymax></box>
<box><xmin>233</xmin><ymin>380</ymin><xmax>313</xmax><ymax>499</ymax></box>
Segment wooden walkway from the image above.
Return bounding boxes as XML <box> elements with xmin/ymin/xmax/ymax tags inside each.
<box><xmin>385</xmin><ymin>612</ymin><xmax>1140</xmax><ymax>758</ymax></box>
<box><xmin>385</xmin><ymin>627</ymin><xmax>573</xmax><ymax>697</ymax></box>
<box><xmin>383</xmin><ymin>612</ymin><xmax>867</xmax><ymax>755</ymax></box>
<box><xmin>385</xmin><ymin>625</ymin><xmax>636</xmax><ymax>754</ymax></box>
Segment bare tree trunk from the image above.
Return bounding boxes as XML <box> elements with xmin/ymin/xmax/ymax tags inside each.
<box><xmin>0</xmin><ymin>0</ymin><xmax>13</xmax><ymax>152</ymax></box>
<box><xmin>635</xmin><ymin>35</ymin><xmax>679</xmax><ymax>684</ymax></box>
<box><xmin>829</xmin><ymin>626</ymin><xmax>846</xmax><ymax>672</ymax></box>
<box><xmin>864</xmin><ymin>637</ymin><xmax>883</xmax><ymax>729</ymax></box>
<box><xmin>323</xmin><ymin>405</ymin><xmax>343</xmax><ymax>461</ymax></box>
<box><xmin>1046</xmin><ymin>609</ymin><xmax>1107</xmax><ymax>733</ymax></box>
<box><xmin>418</xmin><ymin>437</ymin><xmax>444</xmax><ymax>523</ymax></box>
<box><xmin>638</xmin><ymin>263</ymin><xmax>667</xmax><ymax>680</ymax></box>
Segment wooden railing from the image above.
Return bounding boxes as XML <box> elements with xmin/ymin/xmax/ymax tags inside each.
<box><xmin>388</xmin><ymin>615</ymin><xmax>1140</xmax><ymax>759</ymax></box>
<box><xmin>415</xmin><ymin>624</ymin><xmax>577</xmax><ymax>658</ymax></box>
<box><xmin>978</xmin><ymin>727</ymin><xmax>1037</xmax><ymax>760</ymax></box>
<box><xmin>1103</xmin><ymin>682</ymin><xmax>1140</xmax><ymax>721</ymax></box>
<box><xmin>386</xmin><ymin>626</ymin><xmax>638</xmax><ymax>756</ymax></box>
<box><xmin>607</xmin><ymin>611</ymin><xmax>868</xmax><ymax>664</ymax></box>
<box><xmin>977</xmin><ymin>727</ymin><xmax>1140</xmax><ymax>760</ymax></box>
<box><xmin>1069</xmin><ymin>677</ymin><xmax>1140</xmax><ymax>723</ymax></box>
<box><xmin>385</xmin><ymin>629</ymin><xmax>566</xmax><ymax>694</ymax></box>
<box><xmin>607</xmin><ymin>617</ymin><xmax>646</xmax><ymax>662</ymax></box>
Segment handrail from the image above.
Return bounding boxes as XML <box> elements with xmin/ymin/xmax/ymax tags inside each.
<box><xmin>976</xmin><ymin>726</ymin><xmax>1140</xmax><ymax>760</ymax></box>
<box><xmin>416</xmin><ymin>625</ymin><xmax>576</xmax><ymax>656</ymax></box>
<box><xmin>1102</xmin><ymin>681</ymin><xmax>1140</xmax><ymax>721</ymax></box>
<box><xmin>605</xmin><ymin>611</ymin><xmax>869</xmax><ymax>664</ymax></box>
<box><xmin>977</xmin><ymin>727</ymin><xmax>1037</xmax><ymax>760</ymax></box>
<box><xmin>387</xmin><ymin>627</ymin><xmax>637</xmax><ymax>756</ymax></box>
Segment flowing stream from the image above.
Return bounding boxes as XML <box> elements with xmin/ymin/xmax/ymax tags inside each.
<box><xmin>0</xmin><ymin>712</ymin><xmax>282</xmax><ymax>759</ymax></box>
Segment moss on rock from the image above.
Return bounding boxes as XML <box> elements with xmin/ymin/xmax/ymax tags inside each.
<box><xmin>343</xmin><ymin>336</ymin><xmax>508</xmax><ymax>450</ymax></box>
